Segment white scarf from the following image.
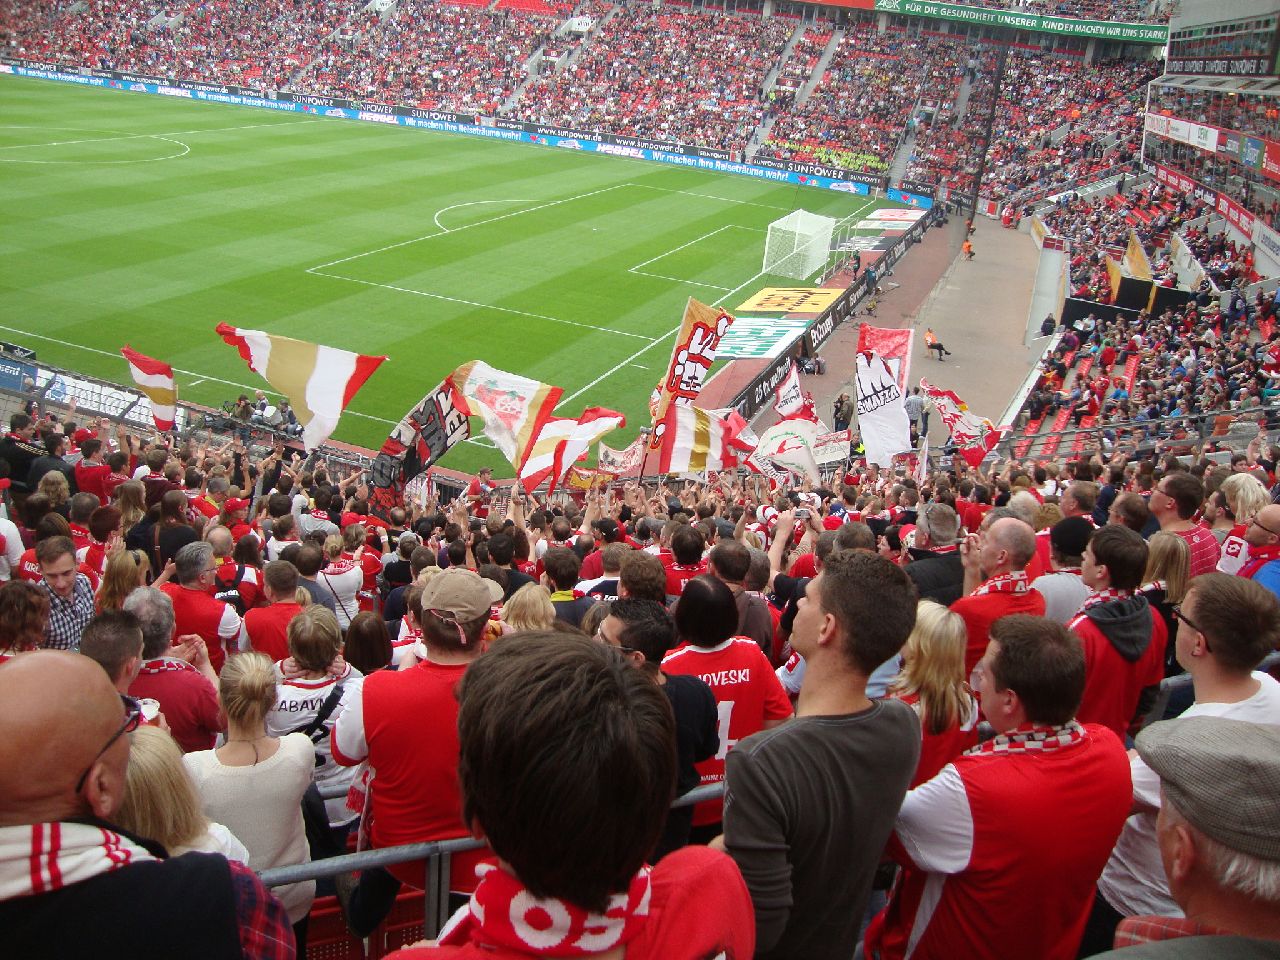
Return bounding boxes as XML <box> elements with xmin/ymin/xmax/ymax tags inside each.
<box><xmin>0</xmin><ymin>822</ymin><xmax>155</xmax><ymax>900</ymax></box>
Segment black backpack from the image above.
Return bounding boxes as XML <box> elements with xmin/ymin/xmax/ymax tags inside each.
<box><xmin>212</xmin><ymin>564</ymin><xmax>251</xmax><ymax>617</ymax></box>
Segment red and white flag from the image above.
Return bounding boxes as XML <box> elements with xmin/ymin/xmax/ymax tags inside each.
<box><xmin>856</xmin><ymin>324</ymin><xmax>914</xmax><ymax>391</ymax></box>
<box><xmin>920</xmin><ymin>379</ymin><xmax>1007</xmax><ymax>468</ymax></box>
<box><xmin>215</xmin><ymin>324</ymin><xmax>386</xmax><ymax>451</ymax></box>
<box><xmin>650</xmin><ymin>298</ymin><xmax>734</xmax><ymax>447</ymax></box>
<box><xmin>452</xmin><ymin>361</ymin><xmax>562</xmax><ymax>473</ymax></box>
<box><xmin>657</xmin><ymin>404</ymin><xmax>751</xmax><ymax>475</ymax></box>
<box><xmin>773</xmin><ymin>361</ymin><xmax>810</xmax><ymax>421</ymax></box>
<box><xmin>520</xmin><ymin>407</ymin><xmax>626</xmax><ymax>493</ymax></box>
<box><xmin>120</xmin><ymin>346</ymin><xmax>177</xmax><ymax>432</ymax></box>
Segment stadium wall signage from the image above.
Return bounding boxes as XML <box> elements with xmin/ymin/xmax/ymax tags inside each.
<box><xmin>1</xmin><ymin>60</ymin><xmax>886</xmax><ymax>194</ymax></box>
<box><xmin>869</xmin><ymin>0</ymin><xmax>1167</xmax><ymax>43</ymax></box>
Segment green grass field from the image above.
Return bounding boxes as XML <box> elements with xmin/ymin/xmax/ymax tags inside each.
<box><xmin>0</xmin><ymin>74</ymin><xmax>896</xmax><ymax>472</ymax></box>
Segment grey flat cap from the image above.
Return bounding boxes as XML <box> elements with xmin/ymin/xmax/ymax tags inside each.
<box><xmin>1135</xmin><ymin>716</ymin><xmax>1280</xmax><ymax>861</ymax></box>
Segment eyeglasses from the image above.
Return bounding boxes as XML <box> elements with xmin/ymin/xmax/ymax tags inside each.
<box><xmin>75</xmin><ymin>694</ymin><xmax>143</xmax><ymax>793</ymax></box>
<box><xmin>1250</xmin><ymin>516</ymin><xmax>1280</xmax><ymax>538</ymax></box>
<box><xmin>1171</xmin><ymin>603</ymin><xmax>1211</xmax><ymax>653</ymax></box>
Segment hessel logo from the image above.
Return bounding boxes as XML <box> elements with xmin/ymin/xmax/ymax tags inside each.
<box><xmin>829</xmin><ymin>181</ymin><xmax>860</xmax><ymax>193</ymax></box>
<box><xmin>324</xmin><ymin>108</ymin><xmax>345</xmax><ymax>117</ymax></box>
<box><xmin>556</xmin><ymin>139</ymin><xmax>583</xmax><ymax>150</ymax></box>
<box><xmin>597</xmin><ymin>143</ymin><xmax>644</xmax><ymax>159</ymax></box>
<box><xmin>130</xmin><ymin>83</ymin><xmax>147</xmax><ymax>92</ymax></box>
<box><xmin>357</xmin><ymin>111</ymin><xmax>397</xmax><ymax>124</ymax></box>
<box><xmin>156</xmin><ymin>86</ymin><xmax>193</xmax><ymax>98</ymax></box>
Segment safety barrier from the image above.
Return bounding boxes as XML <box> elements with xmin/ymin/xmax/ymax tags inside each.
<box><xmin>259</xmin><ymin>783</ymin><xmax>726</xmax><ymax>939</ymax></box>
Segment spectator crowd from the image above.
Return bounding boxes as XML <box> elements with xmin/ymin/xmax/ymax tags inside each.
<box><xmin>2</xmin><ymin>389</ymin><xmax>1280</xmax><ymax>958</ymax></box>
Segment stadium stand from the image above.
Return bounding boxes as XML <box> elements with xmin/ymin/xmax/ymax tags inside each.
<box><xmin>759</xmin><ymin>26</ymin><xmax>967</xmax><ymax>175</ymax></box>
<box><xmin>511</xmin><ymin>7</ymin><xmax>791</xmax><ymax>151</ymax></box>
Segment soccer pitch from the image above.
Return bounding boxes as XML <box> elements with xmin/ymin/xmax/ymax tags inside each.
<box><xmin>0</xmin><ymin>74</ymin><xmax>897</xmax><ymax>472</ymax></box>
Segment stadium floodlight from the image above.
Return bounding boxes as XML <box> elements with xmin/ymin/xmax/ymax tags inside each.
<box><xmin>762</xmin><ymin>209</ymin><xmax>838</xmax><ymax>280</ymax></box>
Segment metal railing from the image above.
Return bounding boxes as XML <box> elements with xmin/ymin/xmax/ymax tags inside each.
<box><xmin>259</xmin><ymin>783</ymin><xmax>726</xmax><ymax>939</ymax></box>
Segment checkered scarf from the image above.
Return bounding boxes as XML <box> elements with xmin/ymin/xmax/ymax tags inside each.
<box><xmin>967</xmin><ymin>721</ymin><xmax>1086</xmax><ymax>756</ymax></box>
<box><xmin>1077</xmin><ymin>587</ymin><xmax>1133</xmax><ymax>615</ymax></box>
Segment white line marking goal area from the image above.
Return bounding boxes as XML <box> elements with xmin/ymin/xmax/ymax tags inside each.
<box><xmin>299</xmin><ymin>183</ymin><xmax>879</xmax><ymax>411</ymax></box>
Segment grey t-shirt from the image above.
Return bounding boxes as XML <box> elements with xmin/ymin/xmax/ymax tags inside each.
<box><xmin>723</xmin><ymin>698</ymin><xmax>920</xmax><ymax>960</ymax></box>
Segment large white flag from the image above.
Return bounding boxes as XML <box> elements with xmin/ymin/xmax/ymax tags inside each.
<box><xmin>854</xmin><ymin>350</ymin><xmax>912</xmax><ymax>466</ymax></box>
<box><xmin>754</xmin><ymin>418</ymin><xmax>822</xmax><ymax>483</ymax></box>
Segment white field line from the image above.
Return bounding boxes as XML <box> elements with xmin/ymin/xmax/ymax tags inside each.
<box><xmin>0</xmin><ymin>118</ymin><xmax>323</xmax><ymax>151</ymax></box>
<box><xmin>0</xmin><ymin>323</ymin><xmax>398</xmax><ymax>426</ymax></box>
<box><xmin>0</xmin><ymin>135</ymin><xmax>191</xmax><ymax>164</ymax></box>
<box><xmin>304</xmin><ymin>273</ymin><xmax>657</xmax><ymax>340</ymax></box>
<box><xmin>305</xmin><ymin>183</ymin><xmax>630</xmax><ymax>273</ymax></box>
<box><xmin>627</xmin><ymin>223</ymin><xmax>764</xmax><ymax>292</ymax></box>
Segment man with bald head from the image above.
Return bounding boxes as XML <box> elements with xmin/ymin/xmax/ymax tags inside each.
<box><xmin>950</xmin><ymin>516</ymin><xmax>1047</xmax><ymax>674</ymax></box>
<box><xmin>0</xmin><ymin>651</ymin><xmax>295</xmax><ymax>958</ymax></box>
<box><xmin>1236</xmin><ymin>503</ymin><xmax>1280</xmax><ymax>601</ymax></box>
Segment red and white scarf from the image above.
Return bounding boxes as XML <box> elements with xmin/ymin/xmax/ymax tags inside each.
<box><xmin>0</xmin><ymin>822</ymin><xmax>155</xmax><ymax>900</ymax></box>
<box><xmin>1239</xmin><ymin>543</ymin><xmax>1280</xmax><ymax>581</ymax></box>
<box><xmin>138</xmin><ymin>656</ymin><xmax>202</xmax><ymax>677</ymax></box>
<box><xmin>437</xmin><ymin>861</ymin><xmax>652</xmax><ymax>956</ymax></box>
<box><xmin>967</xmin><ymin>720</ymin><xmax>1085</xmax><ymax>756</ymax></box>
<box><xmin>1077</xmin><ymin>587</ymin><xmax>1132</xmax><ymax>615</ymax></box>
<box><xmin>970</xmin><ymin>571</ymin><xmax>1030</xmax><ymax>597</ymax></box>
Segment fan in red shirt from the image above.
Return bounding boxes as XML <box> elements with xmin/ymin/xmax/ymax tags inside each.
<box><xmin>240</xmin><ymin>560</ymin><xmax>305</xmax><ymax>662</ymax></box>
<box><xmin>72</xmin><ymin>436</ymin><xmax>111</xmax><ymax>502</ymax></box>
<box><xmin>466</xmin><ymin>466</ymin><xmax>495</xmax><ymax>520</ymax></box>
<box><xmin>662</xmin><ymin>575</ymin><xmax>792</xmax><ymax>842</ymax></box>
<box><xmin>217</xmin><ymin>498</ymin><xmax>254</xmax><ymax>544</ymax></box>
<box><xmin>384</xmin><ymin>633</ymin><xmax>754</xmax><ymax>960</ymax></box>
<box><xmin>949</xmin><ymin>516</ymin><xmax>1046</xmax><ymax>675</ymax></box>
<box><xmin>159</xmin><ymin>542</ymin><xmax>243</xmax><ymax>674</ymax></box>
<box><xmin>332</xmin><ymin>568</ymin><xmax>496</xmax><ymax>937</ymax></box>
<box><xmin>1151</xmin><ymin>471</ymin><xmax>1221</xmax><ymax>578</ymax></box>
<box><xmin>663</xmin><ymin>525</ymin><xmax>708</xmax><ymax>598</ymax></box>
<box><xmin>79</xmin><ymin>505</ymin><xmax>122</xmax><ymax>579</ymax></box>
<box><xmin>1069</xmin><ymin>525</ymin><xmax>1166</xmax><ymax>740</ymax></box>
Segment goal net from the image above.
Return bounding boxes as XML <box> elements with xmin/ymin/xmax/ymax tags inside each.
<box><xmin>762</xmin><ymin>210</ymin><xmax>838</xmax><ymax>280</ymax></box>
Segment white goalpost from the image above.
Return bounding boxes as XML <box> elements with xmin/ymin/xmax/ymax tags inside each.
<box><xmin>762</xmin><ymin>209</ymin><xmax>838</xmax><ymax>280</ymax></box>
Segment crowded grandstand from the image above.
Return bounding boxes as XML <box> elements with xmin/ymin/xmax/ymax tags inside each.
<box><xmin>3</xmin><ymin>0</ymin><xmax>1280</xmax><ymax>957</ymax></box>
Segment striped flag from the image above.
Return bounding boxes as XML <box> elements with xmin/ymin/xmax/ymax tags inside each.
<box><xmin>215</xmin><ymin>324</ymin><xmax>386</xmax><ymax>451</ymax></box>
<box><xmin>657</xmin><ymin>403</ymin><xmax>751</xmax><ymax>476</ymax></box>
<box><xmin>519</xmin><ymin>407</ymin><xmax>626</xmax><ymax>493</ymax></box>
<box><xmin>120</xmin><ymin>346</ymin><xmax>177</xmax><ymax>432</ymax></box>
<box><xmin>453</xmin><ymin>361</ymin><xmax>563</xmax><ymax>473</ymax></box>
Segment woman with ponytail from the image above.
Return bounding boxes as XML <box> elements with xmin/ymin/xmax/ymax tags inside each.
<box><xmin>183</xmin><ymin>652</ymin><xmax>315</xmax><ymax>951</ymax></box>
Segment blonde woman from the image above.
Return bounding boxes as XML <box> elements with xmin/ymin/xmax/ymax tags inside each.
<box><xmin>96</xmin><ymin>549</ymin><xmax>174</xmax><ymax>612</ymax></box>
<box><xmin>1032</xmin><ymin>502</ymin><xmax>1063</xmax><ymax>533</ymax></box>
<box><xmin>500</xmin><ymin>582</ymin><xmax>556</xmax><ymax>634</ymax></box>
<box><xmin>115</xmin><ymin>480</ymin><xmax>148</xmax><ymax>538</ymax></box>
<box><xmin>887</xmin><ymin>600</ymin><xmax>979</xmax><ymax>787</ymax></box>
<box><xmin>38</xmin><ymin>470</ymin><xmax>70</xmax><ymax>517</ymax></box>
<box><xmin>116</xmin><ymin>726</ymin><xmax>249</xmax><ymax>863</ymax></box>
<box><xmin>1216</xmin><ymin>473</ymin><xmax>1270</xmax><ymax>576</ymax></box>
<box><xmin>318</xmin><ymin>534</ymin><xmax>363</xmax><ymax>630</ymax></box>
<box><xmin>1138</xmin><ymin>530</ymin><xmax>1189</xmax><ymax>676</ymax></box>
<box><xmin>183</xmin><ymin>652</ymin><xmax>315</xmax><ymax>947</ymax></box>
<box><xmin>265</xmin><ymin>606</ymin><xmax>363</xmax><ymax>832</ymax></box>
